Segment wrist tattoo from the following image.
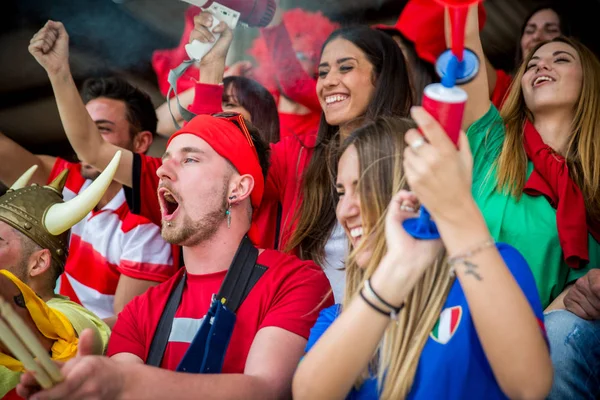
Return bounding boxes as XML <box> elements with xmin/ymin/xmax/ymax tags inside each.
<box><xmin>463</xmin><ymin>260</ymin><xmax>483</xmax><ymax>281</ymax></box>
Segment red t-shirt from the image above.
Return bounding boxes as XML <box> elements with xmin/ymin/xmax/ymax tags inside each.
<box><xmin>107</xmin><ymin>249</ymin><xmax>333</xmax><ymax>372</ymax></box>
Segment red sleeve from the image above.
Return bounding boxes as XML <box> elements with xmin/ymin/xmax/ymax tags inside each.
<box><xmin>261</xmin><ymin>24</ymin><xmax>321</xmax><ymax>112</ymax></box>
<box><xmin>491</xmin><ymin>69</ymin><xmax>512</xmax><ymax>109</ymax></box>
<box><xmin>259</xmin><ymin>254</ymin><xmax>334</xmax><ymax>339</ymax></box>
<box><xmin>126</xmin><ymin>153</ymin><xmax>163</xmax><ymax>226</ymax></box>
<box><xmin>107</xmin><ymin>294</ymin><xmax>147</xmax><ymax>359</ymax></box>
<box><xmin>187</xmin><ymin>83</ymin><xmax>224</xmax><ymax>116</ymax></box>
<box><xmin>47</xmin><ymin>158</ymin><xmax>75</xmax><ymax>182</ymax></box>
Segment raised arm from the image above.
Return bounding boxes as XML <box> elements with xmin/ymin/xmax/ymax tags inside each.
<box><xmin>0</xmin><ymin>132</ymin><xmax>55</xmax><ymax>186</ymax></box>
<box><xmin>28</xmin><ymin>21</ymin><xmax>133</xmax><ymax>187</ymax></box>
<box><xmin>261</xmin><ymin>17</ymin><xmax>321</xmax><ymax>113</ymax></box>
<box><xmin>445</xmin><ymin>5</ymin><xmax>491</xmax><ymax>130</ymax></box>
<box><xmin>405</xmin><ymin>107</ymin><xmax>552</xmax><ymax>399</ymax></box>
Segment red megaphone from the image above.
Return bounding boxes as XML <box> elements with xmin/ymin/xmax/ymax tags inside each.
<box><xmin>435</xmin><ymin>0</ymin><xmax>483</xmax><ymax>61</ymax></box>
<box><xmin>183</xmin><ymin>0</ymin><xmax>276</xmax><ymax>27</ymax></box>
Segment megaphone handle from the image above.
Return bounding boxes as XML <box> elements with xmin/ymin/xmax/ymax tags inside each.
<box><xmin>185</xmin><ymin>15</ymin><xmax>222</xmax><ymax>61</ymax></box>
<box><xmin>450</xmin><ymin>7</ymin><xmax>468</xmax><ymax>62</ymax></box>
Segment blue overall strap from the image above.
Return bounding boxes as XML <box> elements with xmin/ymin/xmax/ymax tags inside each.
<box><xmin>166</xmin><ymin>59</ymin><xmax>198</xmax><ymax>130</ymax></box>
<box><xmin>176</xmin><ymin>236</ymin><xmax>265</xmax><ymax>374</ymax></box>
<box><xmin>176</xmin><ymin>299</ymin><xmax>237</xmax><ymax>373</ymax></box>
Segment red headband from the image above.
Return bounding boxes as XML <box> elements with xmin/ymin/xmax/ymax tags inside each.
<box><xmin>167</xmin><ymin>114</ymin><xmax>264</xmax><ymax>243</ymax></box>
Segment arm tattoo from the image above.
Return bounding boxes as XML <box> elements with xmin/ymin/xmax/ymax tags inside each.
<box><xmin>463</xmin><ymin>260</ymin><xmax>483</xmax><ymax>281</ymax></box>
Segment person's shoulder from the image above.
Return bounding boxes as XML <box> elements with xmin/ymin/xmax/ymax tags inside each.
<box><xmin>138</xmin><ymin>153</ymin><xmax>163</xmax><ymax>170</ymax></box>
<box><xmin>258</xmin><ymin>249</ymin><xmax>322</xmax><ymax>273</ymax></box>
<box><xmin>467</xmin><ymin>103</ymin><xmax>504</xmax><ymax>136</ymax></box>
<box><xmin>125</xmin><ymin>269</ymin><xmax>184</xmax><ymax>311</ymax></box>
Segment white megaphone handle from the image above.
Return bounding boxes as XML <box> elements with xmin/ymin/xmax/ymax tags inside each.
<box><xmin>185</xmin><ymin>16</ymin><xmax>221</xmax><ymax>61</ymax></box>
<box><xmin>184</xmin><ymin>2</ymin><xmax>241</xmax><ymax>62</ymax></box>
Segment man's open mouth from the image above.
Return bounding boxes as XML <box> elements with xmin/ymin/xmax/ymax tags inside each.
<box><xmin>158</xmin><ymin>188</ymin><xmax>180</xmax><ymax>220</ymax></box>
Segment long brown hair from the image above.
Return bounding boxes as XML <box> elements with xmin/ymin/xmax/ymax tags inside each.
<box><xmin>499</xmin><ymin>36</ymin><xmax>600</xmax><ymax>222</ymax></box>
<box><xmin>285</xmin><ymin>26</ymin><xmax>413</xmax><ymax>264</ymax></box>
<box><xmin>339</xmin><ymin>117</ymin><xmax>451</xmax><ymax>399</ymax></box>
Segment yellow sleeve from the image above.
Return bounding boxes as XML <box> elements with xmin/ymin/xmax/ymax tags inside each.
<box><xmin>47</xmin><ymin>296</ymin><xmax>111</xmax><ymax>355</ymax></box>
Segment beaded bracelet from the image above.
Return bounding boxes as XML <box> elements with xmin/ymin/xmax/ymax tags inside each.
<box><xmin>448</xmin><ymin>239</ymin><xmax>495</xmax><ymax>277</ymax></box>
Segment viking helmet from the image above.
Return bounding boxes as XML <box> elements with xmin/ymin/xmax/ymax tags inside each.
<box><xmin>0</xmin><ymin>152</ymin><xmax>122</xmax><ymax>268</ymax></box>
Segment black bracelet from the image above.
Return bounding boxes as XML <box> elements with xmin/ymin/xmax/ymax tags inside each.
<box><xmin>364</xmin><ymin>279</ymin><xmax>403</xmax><ymax>314</ymax></box>
<box><xmin>359</xmin><ymin>289</ymin><xmax>391</xmax><ymax>317</ymax></box>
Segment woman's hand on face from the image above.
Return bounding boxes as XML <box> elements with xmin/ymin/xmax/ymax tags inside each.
<box><xmin>403</xmin><ymin>106</ymin><xmax>475</xmax><ymax>225</ymax></box>
<box><xmin>190</xmin><ymin>12</ymin><xmax>234</xmax><ymax>67</ymax></box>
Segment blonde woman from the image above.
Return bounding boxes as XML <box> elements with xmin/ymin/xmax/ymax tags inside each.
<box><xmin>458</xmin><ymin>5</ymin><xmax>600</xmax><ymax>398</ymax></box>
<box><xmin>292</xmin><ymin>110</ymin><xmax>552</xmax><ymax>400</ymax></box>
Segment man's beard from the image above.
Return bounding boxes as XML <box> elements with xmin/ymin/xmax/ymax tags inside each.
<box><xmin>161</xmin><ymin>182</ymin><xmax>229</xmax><ymax>247</ymax></box>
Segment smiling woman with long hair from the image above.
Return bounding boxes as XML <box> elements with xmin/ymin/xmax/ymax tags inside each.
<box><xmin>292</xmin><ymin>112</ymin><xmax>552</xmax><ymax>400</ymax></box>
<box><xmin>460</xmin><ymin>5</ymin><xmax>600</xmax><ymax>311</ymax></box>
<box><xmin>460</xmin><ymin>6</ymin><xmax>600</xmax><ymax>397</ymax></box>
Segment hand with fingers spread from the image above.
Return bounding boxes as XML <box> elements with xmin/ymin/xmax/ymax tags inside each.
<box><xmin>403</xmin><ymin>106</ymin><xmax>474</xmax><ymax>226</ymax></box>
<box><xmin>191</xmin><ymin>11</ymin><xmax>234</xmax><ymax>68</ymax></box>
<box><xmin>17</xmin><ymin>329</ymin><xmax>123</xmax><ymax>400</ymax></box>
<box><xmin>28</xmin><ymin>20</ymin><xmax>70</xmax><ymax>77</ymax></box>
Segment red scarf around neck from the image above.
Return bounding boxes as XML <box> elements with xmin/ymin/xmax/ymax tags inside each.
<box><xmin>523</xmin><ymin>120</ymin><xmax>599</xmax><ymax>268</ymax></box>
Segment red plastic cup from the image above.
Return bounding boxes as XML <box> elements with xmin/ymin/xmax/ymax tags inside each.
<box><xmin>422</xmin><ymin>83</ymin><xmax>467</xmax><ymax>146</ymax></box>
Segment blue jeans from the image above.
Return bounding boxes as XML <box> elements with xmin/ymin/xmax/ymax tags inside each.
<box><xmin>545</xmin><ymin>310</ymin><xmax>600</xmax><ymax>400</ymax></box>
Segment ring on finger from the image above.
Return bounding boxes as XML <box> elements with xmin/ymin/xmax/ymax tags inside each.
<box><xmin>410</xmin><ymin>137</ymin><xmax>425</xmax><ymax>152</ymax></box>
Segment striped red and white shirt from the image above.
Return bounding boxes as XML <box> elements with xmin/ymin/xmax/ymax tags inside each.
<box><xmin>49</xmin><ymin>159</ymin><xmax>176</xmax><ymax>319</ymax></box>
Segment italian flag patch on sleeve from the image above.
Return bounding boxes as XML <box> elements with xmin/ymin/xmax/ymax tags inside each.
<box><xmin>430</xmin><ymin>306</ymin><xmax>462</xmax><ymax>344</ymax></box>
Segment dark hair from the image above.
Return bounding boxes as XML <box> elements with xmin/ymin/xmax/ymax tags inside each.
<box><xmin>286</xmin><ymin>26</ymin><xmax>413</xmax><ymax>264</ymax></box>
<box><xmin>222</xmin><ymin>77</ymin><xmax>280</xmax><ymax>144</ymax></box>
<box><xmin>81</xmin><ymin>76</ymin><xmax>158</xmax><ymax>138</ymax></box>
<box><xmin>212</xmin><ymin>112</ymin><xmax>270</xmax><ymax>182</ymax></box>
<box><xmin>377</xmin><ymin>29</ymin><xmax>438</xmax><ymax>103</ymax></box>
<box><xmin>515</xmin><ymin>4</ymin><xmax>570</xmax><ymax>67</ymax></box>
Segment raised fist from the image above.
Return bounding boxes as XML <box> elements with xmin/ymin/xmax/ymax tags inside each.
<box><xmin>28</xmin><ymin>20</ymin><xmax>70</xmax><ymax>77</ymax></box>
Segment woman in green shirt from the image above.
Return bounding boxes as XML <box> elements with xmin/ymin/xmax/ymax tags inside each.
<box><xmin>459</xmin><ymin>6</ymin><xmax>600</xmax><ymax>309</ymax></box>
<box><xmin>458</xmin><ymin>5</ymin><xmax>600</xmax><ymax>399</ymax></box>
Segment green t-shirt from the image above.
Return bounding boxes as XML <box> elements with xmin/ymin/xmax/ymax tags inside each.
<box><xmin>467</xmin><ymin>105</ymin><xmax>599</xmax><ymax>308</ymax></box>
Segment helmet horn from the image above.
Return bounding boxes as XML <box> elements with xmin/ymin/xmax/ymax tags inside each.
<box><xmin>9</xmin><ymin>165</ymin><xmax>38</xmax><ymax>190</ymax></box>
<box><xmin>44</xmin><ymin>151</ymin><xmax>122</xmax><ymax>235</ymax></box>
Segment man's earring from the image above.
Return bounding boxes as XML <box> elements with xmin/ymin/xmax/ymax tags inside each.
<box><xmin>226</xmin><ymin>195</ymin><xmax>236</xmax><ymax>228</ymax></box>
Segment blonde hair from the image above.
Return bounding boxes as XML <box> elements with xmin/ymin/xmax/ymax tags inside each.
<box><xmin>339</xmin><ymin>117</ymin><xmax>453</xmax><ymax>399</ymax></box>
<box><xmin>499</xmin><ymin>36</ymin><xmax>600</xmax><ymax>222</ymax></box>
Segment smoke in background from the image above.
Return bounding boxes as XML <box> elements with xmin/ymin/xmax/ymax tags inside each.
<box><xmin>15</xmin><ymin>0</ymin><xmax>177</xmax><ymax>73</ymax></box>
